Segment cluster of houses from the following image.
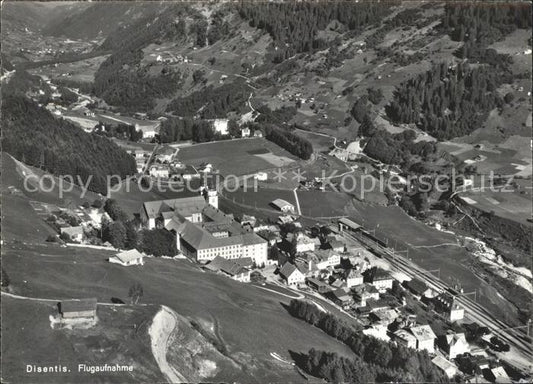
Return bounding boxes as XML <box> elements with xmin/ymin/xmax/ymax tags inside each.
<box><xmin>261</xmin><ymin>215</ymin><xmax>515</xmax><ymax>381</ymax></box>
<box><xmin>145</xmin><ymin>145</ymin><xmax>204</xmax><ymax>180</ymax></box>
<box><xmin>46</xmin><ymin>204</ymin><xmax>109</xmax><ymax>244</ymax></box>
<box><xmin>240</xmin><ymin>127</ymin><xmax>264</xmax><ymax>138</ymax></box>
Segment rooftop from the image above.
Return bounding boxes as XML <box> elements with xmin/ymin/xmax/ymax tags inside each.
<box><xmin>113</xmin><ymin>249</ymin><xmax>143</xmax><ymax>263</ymax></box>
<box><xmin>59</xmin><ymin>298</ymin><xmax>97</xmax><ymax>313</ymax></box>
<box><xmin>410</xmin><ymin>324</ymin><xmax>437</xmax><ymax>341</ymax></box>
<box><xmin>143</xmin><ymin>195</ymin><xmax>206</xmax><ymax>219</ymax></box>
<box><xmin>271</xmin><ymin>199</ymin><xmax>294</xmax><ymax>209</ymax></box>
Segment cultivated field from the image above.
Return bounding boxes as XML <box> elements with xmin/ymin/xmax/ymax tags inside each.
<box><xmin>458</xmin><ymin>187</ymin><xmax>532</xmax><ymax>225</ymax></box>
<box><xmin>177</xmin><ymin>138</ymin><xmax>297</xmax><ymax>176</ymax></box>
<box><xmin>30</xmin><ymin>54</ymin><xmax>109</xmax><ymax>83</ymax></box>
<box><xmin>1</xmin><ymin>242</ymin><xmax>357</xmax><ymax>383</ymax></box>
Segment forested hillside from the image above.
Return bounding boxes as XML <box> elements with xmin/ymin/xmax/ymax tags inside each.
<box><xmin>166</xmin><ymin>80</ymin><xmax>250</xmax><ymax>118</ymax></box>
<box><xmin>94</xmin><ymin>49</ymin><xmax>184</xmax><ymax>112</ymax></box>
<box><xmin>442</xmin><ymin>3</ymin><xmax>532</xmax><ymax>61</ymax></box>
<box><xmin>386</xmin><ymin>62</ymin><xmax>508</xmax><ymax>140</ymax></box>
<box><xmin>238</xmin><ymin>1</ymin><xmax>395</xmax><ymax>62</ymax></box>
<box><xmin>2</xmin><ymin>95</ymin><xmax>136</xmax><ymax>194</ymax></box>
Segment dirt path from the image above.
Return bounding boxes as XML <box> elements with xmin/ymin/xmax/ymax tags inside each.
<box><xmin>149</xmin><ymin>306</ymin><xmax>188</xmax><ymax>384</ymax></box>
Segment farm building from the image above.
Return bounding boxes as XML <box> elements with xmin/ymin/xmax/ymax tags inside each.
<box><xmin>241</xmin><ymin>127</ymin><xmax>251</xmax><ymax>137</ymax></box>
<box><xmin>58</xmin><ymin>298</ymin><xmax>97</xmax><ymax>320</ymax></box>
<box><xmin>271</xmin><ymin>199</ymin><xmax>295</xmax><ymax>213</ymax></box>
<box><xmin>60</xmin><ymin>226</ymin><xmax>83</xmax><ymax>242</ymax></box>
<box><xmin>254</xmin><ymin>172</ymin><xmax>268</xmax><ymax>181</ymax></box>
<box><xmin>253</xmin><ymin>130</ymin><xmax>263</xmax><ymax>138</ymax></box>
<box><xmin>109</xmin><ymin>249</ymin><xmax>144</xmax><ymax>266</ymax></box>
<box><xmin>205</xmin><ymin>256</ymin><xmax>252</xmax><ymax>282</ymax></box>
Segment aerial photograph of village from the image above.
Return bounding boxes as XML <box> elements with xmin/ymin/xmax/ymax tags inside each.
<box><xmin>0</xmin><ymin>1</ymin><xmax>531</xmax><ymax>383</ymax></box>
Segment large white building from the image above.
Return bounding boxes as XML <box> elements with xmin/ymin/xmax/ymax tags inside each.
<box><xmin>141</xmin><ymin>194</ymin><xmax>267</xmax><ymax>266</ymax></box>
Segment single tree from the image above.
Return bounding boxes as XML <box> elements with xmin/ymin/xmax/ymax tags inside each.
<box><xmin>128</xmin><ymin>282</ymin><xmax>144</xmax><ymax>304</ymax></box>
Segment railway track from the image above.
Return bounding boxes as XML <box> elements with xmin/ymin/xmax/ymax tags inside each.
<box><xmin>343</xmin><ymin>231</ymin><xmax>532</xmax><ymax>365</ymax></box>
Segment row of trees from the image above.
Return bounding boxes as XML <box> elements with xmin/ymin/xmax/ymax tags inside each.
<box><xmin>288</xmin><ymin>300</ymin><xmax>449</xmax><ymax>383</ymax></box>
<box><xmin>159</xmin><ymin>118</ymin><xmax>234</xmax><ymax>143</ymax></box>
<box><xmin>238</xmin><ymin>2</ymin><xmax>395</xmax><ymax>62</ymax></box>
<box><xmin>94</xmin><ymin>122</ymin><xmax>143</xmax><ymax>142</ymax></box>
<box><xmin>386</xmin><ymin>62</ymin><xmax>506</xmax><ymax>140</ymax></box>
<box><xmin>2</xmin><ymin>95</ymin><xmax>136</xmax><ymax>195</ymax></box>
<box><xmin>263</xmin><ymin>125</ymin><xmax>313</xmax><ymax>160</ymax></box>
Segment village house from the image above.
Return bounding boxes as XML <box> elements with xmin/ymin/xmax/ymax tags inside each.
<box><xmin>487</xmin><ymin>366</ymin><xmax>511</xmax><ymax>383</ymax></box>
<box><xmin>135</xmin><ymin>121</ymin><xmax>161</xmax><ymax>139</ymax></box>
<box><xmin>253</xmin><ymin>130</ymin><xmax>263</xmax><ymax>138</ymax></box>
<box><xmin>369</xmin><ymin>269</ymin><xmax>394</xmax><ymax>293</ymax></box>
<box><xmin>295</xmin><ymin>232</ymin><xmax>316</xmax><ymax>253</ymax></box>
<box><xmin>277</xmin><ymin>215</ymin><xmax>297</xmax><ymax>225</ymax></box>
<box><xmin>209</xmin><ymin>119</ymin><xmax>229</xmax><ymax>135</ymax></box>
<box><xmin>394</xmin><ymin>328</ymin><xmax>418</xmax><ymax>349</ymax></box>
<box><xmin>369</xmin><ymin>308</ymin><xmax>399</xmax><ymax>327</ymax></box>
<box><xmin>271</xmin><ymin>199</ymin><xmax>295</xmax><ymax>214</ymax></box>
<box><xmin>306</xmin><ymin>277</ymin><xmax>331</xmax><ymax>294</ymax></box>
<box><xmin>345</xmin><ymin>269</ymin><xmax>364</xmax><ymax>288</ymax></box>
<box><xmin>351</xmin><ymin>283</ymin><xmax>380</xmax><ymax>307</ymax></box>
<box><xmin>58</xmin><ymin>298</ymin><xmax>97</xmax><ymax>320</ymax></box>
<box><xmin>181</xmin><ymin>165</ymin><xmax>200</xmax><ymax>180</ymax></box>
<box><xmin>109</xmin><ymin>249</ymin><xmax>144</xmax><ymax>267</ymax></box>
<box><xmin>155</xmin><ymin>146</ymin><xmax>177</xmax><ymax>163</ymax></box>
<box><xmin>327</xmin><ymin>287</ymin><xmax>354</xmax><ymax>309</ymax></box>
<box><xmin>313</xmin><ymin>249</ymin><xmax>341</xmax><ymax>270</ymax></box>
<box><xmin>149</xmin><ymin>164</ymin><xmax>169</xmax><ymax>179</ymax></box>
<box><xmin>410</xmin><ymin>324</ymin><xmax>437</xmax><ymax>354</ymax></box>
<box><xmin>279</xmin><ymin>262</ymin><xmax>306</xmax><ymax>286</ymax></box>
<box><xmin>326</xmin><ymin>238</ymin><xmax>345</xmax><ymax>253</ymax></box>
<box><xmin>241</xmin><ymin>127</ymin><xmax>251</xmax><ymax>137</ymax></box>
<box><xmin>60</xmin><ymin>226</ymin><xmax>84</xmax><ymax>242</ymax></box>
<box><xmin>442</xmin><ymin>332</ymin><xmax>470</xmax><ymax>359</ymax></box>
<box><xmin>431</xmin><ymin>356</ymin><xmax>458</xmax><ymax>378</ymax></box>
<box><xmin>434</xmin><ymin>292</ymin><xmax>465</xmax><ymax>322</ymax></box>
